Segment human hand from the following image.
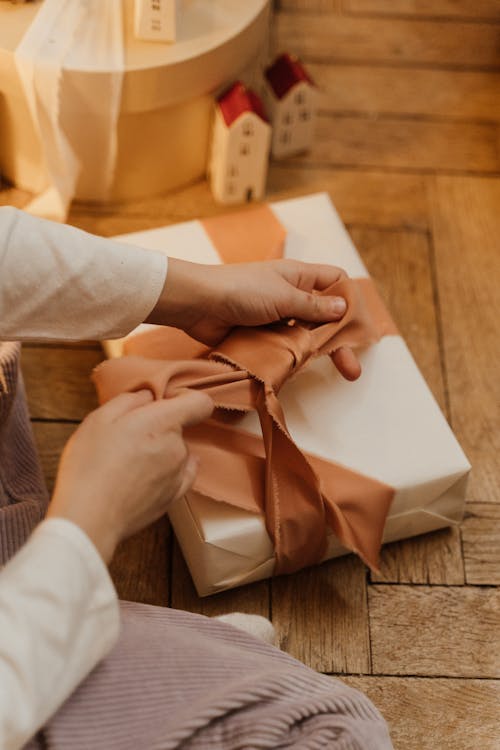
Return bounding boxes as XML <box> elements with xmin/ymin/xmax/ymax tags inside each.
<box><xmin>47</xmin><ymin>389</ymin><xmax>213</xmax><ymax>563</ymax></box>
<box><xmin>147</xmin><ymin>258</ymin><xmax>361</xmax><ymax>381</ymax></box>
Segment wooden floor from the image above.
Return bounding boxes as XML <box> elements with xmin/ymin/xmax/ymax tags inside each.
<box><xmin>2</xmin><ymin>2</ymin><xmax>500</xmax><ymax>748</ymax></box>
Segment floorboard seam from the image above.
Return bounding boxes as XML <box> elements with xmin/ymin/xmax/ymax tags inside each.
<box><xmin>31</xmin><ymin>417</ymin><xmax>81</xmax><ymax>425</ymax></box>
<box><xmin>318</xmin><ymin>110</ymin><xmax>500</xmax><ymax>127</ymax></box>
<box><xmin>368</xmin><ymin>581</ymin><xmax>498</xmax><ymax>589</ymax></box>
<box><xmin>273</xmin><ymin>162</ymin><xmax>500</xmax><ymax>178</ymax></box>
<box><xmin>365</xmin><ymin>568</ymin><xmax>374</xmax><ymax>674</ymax></box>
<box><xmin>426</xmin><ymin>226</ymin><xmax>452</xmax><ymax>422</ymax></box>
<box><xmin>322</xmin><ymin>671</ymin><xmax>500</xmax><ymax>681</ymax></box>
<box><xmin>281</xmin><ymin>58</ymin><xmax>500</xmax><ymax>74</ymax></box>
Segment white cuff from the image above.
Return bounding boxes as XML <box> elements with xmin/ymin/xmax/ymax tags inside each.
<box><xmin>0</xmin><ymin>517</ymin><xmax>120</xmax><ymax>748</ymax></box>
<box><xmin>31</xmin><ymin>517</ymin><xmax>119</xmax><ymax>620</ymax></box>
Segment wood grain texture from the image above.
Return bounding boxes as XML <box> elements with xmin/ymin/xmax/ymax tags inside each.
<box><xmin>271</xmin><ymin>556</ymin><xmax>371</xmax><ymax>673</ymax></box>
<box><xmin>311</xmin><ymin>64</ymin><xmax>500</xmax><ymax>121</ymax></box>
<box><xmin>341</xmin><ymin>676</ymin><xmax>500</xmax><ymax>750</ymax></box>
<box><xmin>462</xmin><ymin>503</ymin><xmax>500</xmax><ymax>585</ymax></box>
<box><xmin>170</xmin><ymin>541</ymin><xmax>270</xmax><ymax>618</ymax></box>
<box><xmin>369</xmin><ymin>584</ymin><xmax>500</xmax><ymax>677</ymax></box>
<box><xmin>69</xmin><ymin>210</ymin><xmax>183</xmax><ymax>238</ymax></box>
<box><xmin>267</xmin><ymin>167</ymin><xmax>429</xmax><ymax>230</ymax></box>
<box><xmin>430</xmin><ymin>177</ymin><xmax>500</xmax><ymax>504</ymax></box>
<box><xmin>22</xmin><ymin>347</ymin><xmax>101</xmax><ymax>420</ymax></box>
<box><xmin>343</xmin><ymin>0</ymin><xmax>500</xmax><ymax>21</ymax></box>
<box><xmin>299</xmin><ymin>114</ymin><xmax>500</xmax><ymax>173</ymax></box>
<box><xmin>70</xmin><ymin>168</ymin><xmax>430</xmax><ymax>236</ymax></box>
<box><xmin>275</xmin><ymin>13</ymin><xmax>500</xmax><ymax>67</ymax></box>
<box><xmin>69</xmin><ymin>180</ymin><xmax>226</xmax><ymax>237</ymax></box>
<box><xmin>371</xmin><ymin>526</ymin><xmax>465</xmax><ymax>584</ymax></box>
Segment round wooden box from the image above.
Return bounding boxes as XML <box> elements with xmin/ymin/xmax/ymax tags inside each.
<box><xmin>0</xmin><ymin>0</ymin><xmax>270</xmax><ymax>202</ymax></box>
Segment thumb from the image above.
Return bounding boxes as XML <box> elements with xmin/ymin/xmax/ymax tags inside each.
<box><xmin>285</xmin><ymin>288</ymin><xmax>347</xmax><ymax>323</ymax></box>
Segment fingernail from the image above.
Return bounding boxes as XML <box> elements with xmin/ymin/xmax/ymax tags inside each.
<box><xmin>330</xmin><ymin>297</ymin><xmax>347</xmax><ymax>316</ymax></box>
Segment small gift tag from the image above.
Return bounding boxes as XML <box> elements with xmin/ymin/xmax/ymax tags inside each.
<box><xmin>134</xmin><ymin>0</ymin><xmax>178</xmax><ymax>43</ymax></box>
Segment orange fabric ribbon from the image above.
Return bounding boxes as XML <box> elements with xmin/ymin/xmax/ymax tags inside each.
<box><xmin>93</xmin><ymin>276</ymin><xmax>397</xmax><ymax>575</ymax></box>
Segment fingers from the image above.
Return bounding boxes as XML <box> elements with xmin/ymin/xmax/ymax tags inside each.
<box><xmin>331</xmin><ymin>346</ymin><xmax>362</xmax><ymax>381</ymax></box>
<box><xmin>130</xmin><ymin>389</ymin><xmax>214</xmax><ymax>434</ymax></box>
<box><xmin>277</xmin><ymin>260</ymin><xmax>347</xmax><ymax>292</ymax></box>
<box><xmin>275</xmin><ymin>260</ymin><xmax>349</xmax><ymax>323</ymax></box>
<box><xmin>159</xmin><ymin>389</ymin><xmax>215</xmax><ymax>428</ymax></box>
<box><xmin>94</xmin><ymin>389</ymin><xmax>154</xmax><ymax>421</ymax></box>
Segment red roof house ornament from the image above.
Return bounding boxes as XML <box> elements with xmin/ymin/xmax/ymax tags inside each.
<box><xmin>209</xmin><ymin>82</ymin><xmax>271</xmax><ymax>205</ymax></box>
<box><xmin>262</xmin><ymin>53</ymin><xmax>318</xmax><ymax>159</ymax></box>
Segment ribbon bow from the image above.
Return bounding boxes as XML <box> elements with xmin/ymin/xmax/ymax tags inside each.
<box><xmin>93</xmin><ymin>277</ymin><xmax>397</xmax><ymax>575</ymax></box>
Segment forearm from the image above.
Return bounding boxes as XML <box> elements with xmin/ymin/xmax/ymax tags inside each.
<box><xmin>0</xmin><ymin>207</ymin><xmax>167</xmax><ymax>342</ymax></box>
<box><xmin>0</xmin><ymin>518</ymin><xmax>120</xmax><ymax>749</ymax></box>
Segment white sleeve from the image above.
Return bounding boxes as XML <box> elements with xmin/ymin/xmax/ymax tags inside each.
<box><xmin>0</xmin><ymin>206</ymin><xmax>168</xmax><ymax>342</ymax></box>
<box><xmin>0</xmin><ymin>518</ymin><xmax>120</xmax><ymax>750</ymax></box>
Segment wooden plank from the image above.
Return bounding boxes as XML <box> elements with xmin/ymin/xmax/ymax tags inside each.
<box><xmin>70</xmin><ymin>169</ymin><xmax>429</xmax><ymax>237</ymax></box>
<box><xmin>267</xmin><ymin>167</ymin><xmax>429</xmax><ymax>230</ymax></box>
<box><xmin>170</xmin><ymin>540</ymin><xmax>270</xmax><ymax>618</ymax></box>
<box><xmin>311</xmin><ymin>64</ymin><xmax>500</xmax><ymax>121</ymax></box>
<box><xmin>32</xmin><ymin>421</ymin><xmax>78</xmax><ymax>493</ymax></box>
<box><xmin>462</xmin><ymin>503</ymin><xmax>500</xmax><ymax>585</ymax></box>
<box><xmin>69</xmin><ymin>180</ymin><xmax>222</xmax><ymax>237</ymax></box>
<box><xmin>298</xmin><ymin>114</ymin><xmax>500</xmax><ymax>173</ymax></box>
<box><xmin>430</xmin><ymin>176</ymin><xmax>500</xmax><ymax>504</ymax></box>
<box><xmin>109</xmin><ymin>517</ymin><xmax>170</xmax><ymax>606</ymax></box>
<box><xmin>343</xmin><ymin>0</ymin><xmax>500</xmax><ymax>21</ymax></box>
<box><xmin>272</xmin><ymin>556</ymin><xmax>371</xmax><ymax>673</ymax></box>
<box><xmin>275</xmin><ymin>13</ymin><xmax>500</xmax><ymax>68</ymax></box>
<box><xmin>371</xmin><ymin>526</ymin><xmax>465</xmax><ymax>584</ymax></box>
<box><xmin>69</xmin><ymin>208</ymin><xmax>183</xmax><ymax>238</ymax></box>
<box><xmin>341</xmin><ymin>676</ymin><xmax>500</xmax><ymax>750</ymax></box>
<box><xmin>369</xmin><ymin>584</ymin><xmax>500</xmax><ymax>677</ymax></box>
<box><xmin>22</xmin><ymin>346</ymin><xmax>101</xmax><ymax>421</ymax></box>
<box><xmin>349</xmin><ymin>226</ymin><xmax>446</xmax><ymax>410</ymax></box>
<box><xmin>272</xmin><ymin>555</ymin><xmax>370</xmax><ymax>672</ymax></box>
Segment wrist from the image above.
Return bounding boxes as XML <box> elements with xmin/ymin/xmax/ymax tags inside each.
<box><xmin>145</xmin><ymin>257</ymin><xmax>214</xmax><ymax>330</ymax></box>
<box><xmin>46</xmin><ymin>501</ymin><xmax>121</xmax><ymax>565</ymax></box>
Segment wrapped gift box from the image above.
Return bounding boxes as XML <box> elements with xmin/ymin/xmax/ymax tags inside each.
<box><xmin>105</xmin><ymin>193</ymin><xmax>470</xmax><ymax>596</ymax></box>
<box><xmin>0</xmin><ymin>0</ymin><xmax>269</xmax><ymax>202</ymax></box>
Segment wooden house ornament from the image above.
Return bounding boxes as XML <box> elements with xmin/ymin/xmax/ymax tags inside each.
<box><xmin>262</xmin><ymin>53</ymin><xmax>318</xmax><ymax>159</ymax></box>
<box><xmin>209</xmin><ymin>81</ymin><xmax>271</xmax><ymax>205</ymax></box>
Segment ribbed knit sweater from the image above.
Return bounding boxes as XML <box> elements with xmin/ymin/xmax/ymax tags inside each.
<box><xmin>0</xmin><ymin>342</ymin><xmax>48</xmax><ymax>565</ymax></box>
